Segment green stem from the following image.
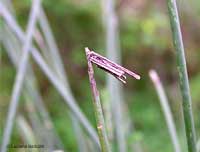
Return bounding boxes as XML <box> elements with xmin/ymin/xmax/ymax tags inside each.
<box><xmin>86</xmin><ymin>48</ymin><xmax>111</xmax><ymax>152</ymax></box>
<box><xmin>167</xmin><ymin>0</ymin><xmax>196</xmax><ymax>152</ymax></box>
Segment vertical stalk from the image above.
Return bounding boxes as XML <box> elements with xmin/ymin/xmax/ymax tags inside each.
<box><xmin>166</xmin><ymin>0</ymin><xmax>196</xmax><ymax>151</ymax></box>
<box><xmin>149</xmin><ymin>70</ymin><xmax>181</xmax><ymax>152</ymax></box>
<box><xmin>101</xmin><ymin>0</ymin><xmax>128</xmax><ymax>151</ymax></box>
<box><xmin>85</xmin><ymin>48</ymin><xmax>111</xmax><ymax>152</ymax></box>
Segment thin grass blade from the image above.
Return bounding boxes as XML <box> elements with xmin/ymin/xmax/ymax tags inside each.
<box><xmin>149</xmin><ymin>70</ymin><xmax>181</xmax><ymax>152</ymax></box>
<box><xmin>0</xmin><ymin>4</ymin><xmax>99</xmax><ymax>146</ymax></box>
<box><xmin>37</xmin><ymin>8</ymin><xmax>94</xmax><ymax>151</ymax></box>
<box><xmin>1</xmin><ymin>1</ymin><xmax>40</xmax><ymax>151</ymax></box>
<box><xmin>2</xmin><ymin>25</ymin><xmax>64</xmax><ymax>150</ymax></box>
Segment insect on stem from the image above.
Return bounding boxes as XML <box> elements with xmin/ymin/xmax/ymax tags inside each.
<box><xmin>85</xmin><ymin>47</ymin><xmax>140</xmax><ymax>83</ymax></box>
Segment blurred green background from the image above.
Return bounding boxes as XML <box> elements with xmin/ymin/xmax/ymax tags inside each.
<box><xmin>1</xmin><ymin>0</ymin><xmax>200</xmax><ymax>151</ymax></box>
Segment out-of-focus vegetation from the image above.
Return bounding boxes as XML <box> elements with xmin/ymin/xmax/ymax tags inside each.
<box><xmin>1</xmin><ymin>0</ymin><xmax>200</xmax><ymax>152</ymax></box>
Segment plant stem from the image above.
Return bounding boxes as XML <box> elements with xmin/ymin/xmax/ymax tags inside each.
<box><xmin>149</xmin><ymin>70</ymin><xmax>181</xmax><ymax>152</ymax></box>
<box><xmin>167</xmin><ymin>0</ymin><xmax>196</xmax><ymax>151</ymax></box>
<box><xmin>101</xmin><ymin>0</ymin><xmax>127</xmax><ymax>151</ymax></box>
<box><xmin>85</xmin><ymin>48</ymin><xmax>111</xmax><ymax>152</ymax></box>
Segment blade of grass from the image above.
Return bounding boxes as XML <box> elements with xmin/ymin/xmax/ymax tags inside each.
<box><xmin>0</xmin><ymin>1</ymin><xmax>40</xmax><ymax>151</ymax></box>
<box><xmin>35</xmin><ymin>24</ymin><xmax>90</xmax><ymax>152</ymax></box>
<box><xmin>101</xmin><ymin>2</ymin><xmax>123</xmax><ymax>148</ymax></box>
<box><xmin>37</xmin><ymin>8</ymin><xmax>93</xmax><ymax>151</ymax></box>
<box><xmin>166</xmin><ymin>0</ymin><xmax>196</xmax><ymax>151</ymax></box>
<box><xmin>71</xmin><ymin>115</ymin><xmax>88</xmax><ymax>152</ymax></box>
<box><xmin>101</xmin><ymin>0</ymin><xmax>138</xmax><ymax>151</ymax></box>
<box><xmin>100</xmin><ymin>89</ymin><xmax>113</xmax><ymax>142</ymax></box>
<box><xmin>31</xmin><ymin>36</ymin><xmax>101</xmax><ymax>147</ymax></box>
<box><xmin>3</xmin><ymin>30</ymin><xmax>47</xmax><ymax>146</ymax></box>
<box><xmin>38</xmin><ymin>9</ymin><xmax>67</xmax><ymax>84</ymax></box>
<box><xmin>149</xmin><ymin>70</ymin><xmax>181</xmax><ymax>152</ymax></box>
<box><xmin>0</xmin><ymin>3</ymin><xmax>99</xmax><ymax>146</ymax></box>
<box><xmin>2</xmin><ymin>25</ymin><xmax>64</xmax><ymax>150</ymax></box>
<box><xmin>85</xmin><ymin>48</ymin><xmax>111</xmax><ymax>152</ymax></box>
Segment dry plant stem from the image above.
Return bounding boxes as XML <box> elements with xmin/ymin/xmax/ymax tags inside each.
<box><xmin>167</xmin><ymin>0</ymin><xmax>196</xmax><ymax>151</ymax></box>
<box><xmin>149</xmin><ymin>70</ymin><xmax>181</xmax><ymax>152</ymax></box>
<box><xmin>86</xmin><ymin>49</ymin><xmax>111</xmax><ymax>152</ymax></box>
<box><xmin>0</xmin><ymin>1</ymin><xmax>40</xmax><ymax>151</ymax></box>
<box><xmin>0</xmin><ymin>3</ymin><xmax>99</xmax><ymax>146</ymax></box>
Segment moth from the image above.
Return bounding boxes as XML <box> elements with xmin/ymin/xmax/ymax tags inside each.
<box><xmin>85</xmin><ymin>47</ymin><xmax>140</xmax><ymax>83</ymax></box>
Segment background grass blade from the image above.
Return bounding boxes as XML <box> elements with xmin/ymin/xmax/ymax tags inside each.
<box><xmin>166</xmin><ymin>0</ymin><xmax>197</xmax><ymax>152</ymax></box>
<box><xmin>36</xmin><ymin>8</ymin><xmax>90</xmax><ymax>151</ymax></box>
<box><xmin>149</xmin><ymin>70</ymin><xmax>181</xmax><ymax>152</ymax></box>
<box><xmin>0</xmin><ymin>4</ymin><xmax>99</xmax><ymax>146</ymax></box>
<box><xmin>31</xmin><ymin>45</ymin><xmax>100</xmax><ymax>146</ymax></box>
<box><xmin>101</xmin><ymin>0</ymin><xmax>127</xmax><ymax>151</ymax></box>
<box><xmin>2</xmin><ymin>25</ymin><xmax>65</xmax><ymax>150</ymax></box>
<box><xmin>0</xmin><ymin>1</ymin><xmax>40</xmax><ymax>151</ymax></box>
